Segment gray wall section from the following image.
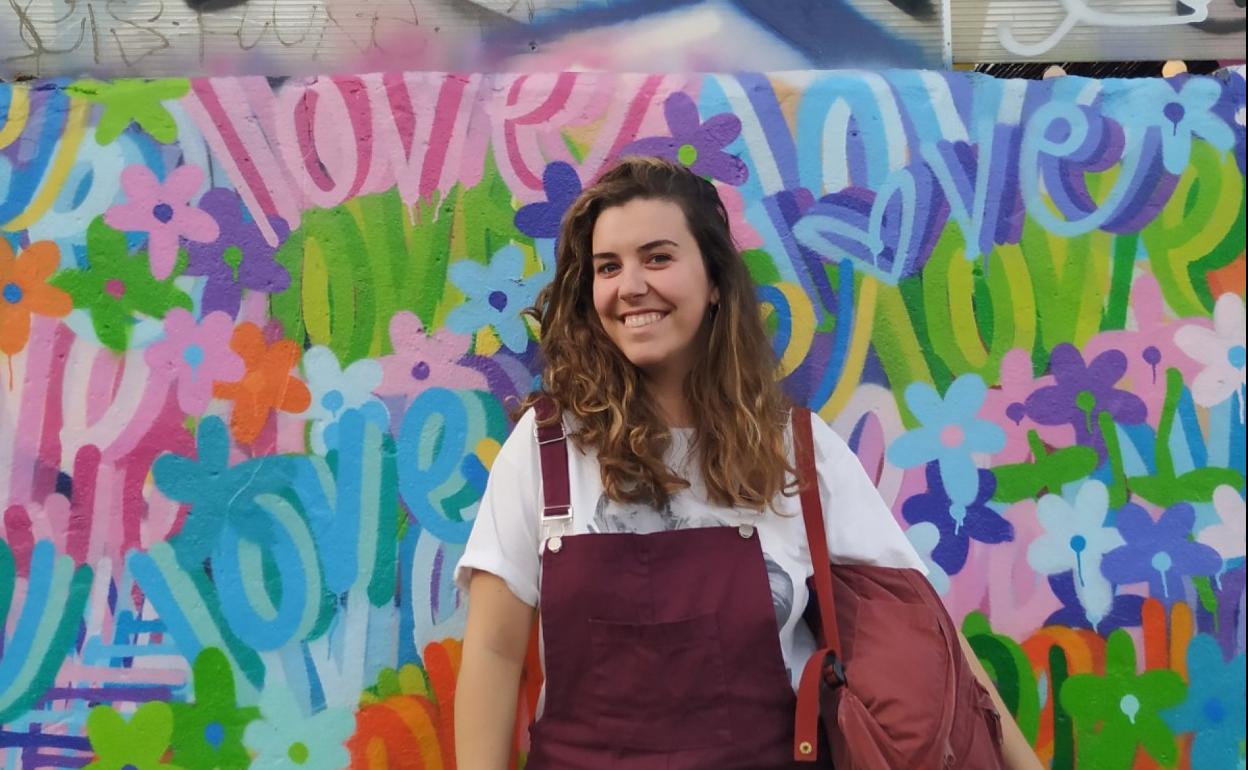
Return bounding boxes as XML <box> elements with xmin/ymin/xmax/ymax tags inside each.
<box><xmin>1</xmin><ymin>0</ymin><xmax>1243</xmax><ymax>79</ymax></box>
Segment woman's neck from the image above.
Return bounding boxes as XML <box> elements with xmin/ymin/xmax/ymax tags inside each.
<box><xmin>645</xmin><ymin>372</ymin><xmax>693</xmax><ymax>428</ymax></box>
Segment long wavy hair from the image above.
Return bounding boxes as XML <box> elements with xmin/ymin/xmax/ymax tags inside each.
<box><xmin>520</xmin><ymin>156</ymin><xmax>796</xmax><ymax>511</ymax></box>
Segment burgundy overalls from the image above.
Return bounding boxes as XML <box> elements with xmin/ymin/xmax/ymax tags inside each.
<box><xmin>525</xmin><ymin>407</ymin><xmax>827</xmax><ymax>769</ymax></box>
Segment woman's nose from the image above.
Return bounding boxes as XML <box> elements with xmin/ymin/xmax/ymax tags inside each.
<box><xmin>618</xmin><ymin>263</ymin><xmax>648</xmax><ymax>299</ymax></box>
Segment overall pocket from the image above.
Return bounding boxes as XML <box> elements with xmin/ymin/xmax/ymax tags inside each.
<box><xmin>587</xmin><ymin>612</ymin><xmax>733</xmax><ymax>751</ymax></box>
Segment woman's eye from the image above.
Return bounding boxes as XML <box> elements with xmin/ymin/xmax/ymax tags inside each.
<box><xmin>597</xmin><ymin>263</ymin><xmax>620</xmax><ymax>275</ymax></box>
<box><xmin>649</xmin><ymin>254</ymin><xmax>672</xmax><ymax>264</ymax></box>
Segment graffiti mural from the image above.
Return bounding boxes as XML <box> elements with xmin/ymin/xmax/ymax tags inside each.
<box><xmin>1</xmin><ymin>67</ymin><xmax>1246</xmax><ymax>769</ymax></box>
<box><xmin>0</xmin><ymin>0</ymin><xmax>943</xmax><ymax>80</ymax></box>
<box><xmin>953</xmin><ymin>0</ymin><xmax>1246</xmax><ymax>62</ymax></box>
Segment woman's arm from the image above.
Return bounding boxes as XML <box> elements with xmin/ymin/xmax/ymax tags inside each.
<box><xmin>957</xmin><ymin>629</ymin><xmax>1046</xmax><ymax>770</ymax></box>
<box><xmin>455</xmin><ymin>570</ymin><xmax>535</xmax><ymax>770</ymax></box>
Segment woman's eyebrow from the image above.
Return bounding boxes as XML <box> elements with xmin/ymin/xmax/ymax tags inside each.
<box><xmin>592</xmin><ymin>239</ymin><xmax>680</xmax><ymax>261</ymax></box>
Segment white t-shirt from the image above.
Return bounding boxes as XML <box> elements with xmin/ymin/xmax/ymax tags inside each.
<box><xmin>453</xmin><ymin>408</ymin><xmax>926</xmax><ymax>689</ymax></box>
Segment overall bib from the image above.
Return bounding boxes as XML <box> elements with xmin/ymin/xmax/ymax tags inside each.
<box><xmin>524</xmin><ymin>408</ymin><xmax>826</xmax><ymax>769</ymax></box>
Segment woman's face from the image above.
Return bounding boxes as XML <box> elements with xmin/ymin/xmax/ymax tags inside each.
<box><xmin>590</xmin><ymin>197</ymin><xmax>719</xmax><ymax>383</ymax></box>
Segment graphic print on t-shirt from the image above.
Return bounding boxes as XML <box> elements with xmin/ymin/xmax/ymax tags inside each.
<box><xmin>588</xmin><ymin>492</ymin><xmax>796</xmax><ymax>633</ymax></box>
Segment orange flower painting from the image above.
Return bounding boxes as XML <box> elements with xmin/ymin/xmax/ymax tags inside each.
<box><xmin>212</xmin><ymin>322</ymin><xmax>311</xmax><ymax>444</ymax></box>
<box><xmin>0</xmin><ymin>240</ymin><xmax>72</xmax><ymax>356</ymax></box>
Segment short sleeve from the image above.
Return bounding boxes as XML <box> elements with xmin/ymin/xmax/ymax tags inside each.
<box><xmin>453</xmin><ymin>409</ymin><xmax>542</xmax><ymax>607</ymax></box>
<box><xmin>809</xmin><ymin>413</ymin><xmax>927</xmax><ymax>573</ymax></box>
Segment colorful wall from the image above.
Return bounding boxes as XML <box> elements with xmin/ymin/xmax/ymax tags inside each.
<box><xmin>1</xmin><ymin>68</ymin><xmax>1245</xmax><ymax>769</ymax></box>
<box><xmin>4</xmin><ymin>0</ymin><xmax>1244</xmax><ymax>81</ymax></box>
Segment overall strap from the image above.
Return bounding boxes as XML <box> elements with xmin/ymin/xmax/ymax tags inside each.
<box><xmin>521</xmin><ymin>397</ymin><xmax>567</xmax><ymax>721</ymax></box>
<box><xmin>792</xmin><ymin>406</ymin><xmax>846</xmax><ymax>762</ymax></box>
<box><xmin>533</xmin><ymin>397</ymin><xmax>572</xmax><ymax>547</ymax></box>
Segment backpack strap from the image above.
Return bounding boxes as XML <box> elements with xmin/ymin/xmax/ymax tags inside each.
<box><xmin>792</xmin><ymin>406</ymin><xmax>846</xmax><ymax>762</ymax></box>
<box><xmin>533</xmin><ymin>396</ymin><xmax>573</xmax><ymax>550</ymax></box>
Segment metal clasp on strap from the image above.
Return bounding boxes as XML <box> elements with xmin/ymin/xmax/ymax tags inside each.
<box><xmin>541</xmin><ymin>507</ymin><xmax>573</xmax><ymax>553</ymax></box>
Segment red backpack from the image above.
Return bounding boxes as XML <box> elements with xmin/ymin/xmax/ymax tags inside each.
<box><xmin>791</xmin><ymin>406</ymin><xmax>1007</xmax><ymax>769</ymax></box>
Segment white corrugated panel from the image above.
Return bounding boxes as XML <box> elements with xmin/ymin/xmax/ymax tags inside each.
<box><xmin>952</xmin><ymin>0</ymin><xmax>1246</xmax><ymax>62</ymax></box>
<box><xmin>0</xmin><ymin>0</ymin><xmax>948</xmax><ymax>79</ymax></box>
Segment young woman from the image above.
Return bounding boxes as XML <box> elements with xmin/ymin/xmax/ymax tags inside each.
<box><xmin>454</xmin><ymin>157</ymin><xmax>1043</xmax><ymax>769</ymax></box>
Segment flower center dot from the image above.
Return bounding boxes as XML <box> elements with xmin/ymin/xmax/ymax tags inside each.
<box><xmin>1228</xmin><ymin>345</ymin><xmax>1246</xmax><ymax>369</ymax></box>
<box><xmin>322</xmin><ymin>390</ymin><xmax>344</xmax><ymax>413</ymax></box>
<box><xmin>677</xmin><ymin>143</ymin><xmax>699</xmax><ymax>166</ymax></box>
<box><xmin>1069</xmin><ymin>535</ymin><xmax>1087</xmax><ymax>553</ymax></box>
<box><xmin>1075</xmin><ymin>390</ymin><xmax>1096</xmax><ymax>414</ymax></box>
<box><xmin>1152</xmin><ymin>551</ymin><xmax>1173</xmax><ymax>573</ymax></box>
<box><xmin>411</xmin><ymin>361</ymin><xmax>430</xmax><ymax>380</ymax></box>
<box><xmin>183</xmin><ymin>343</ymin><xmax>205</xmax><ymax>369</ymax></box>
<box><xmin>204</xmin><ymin>721</ymin><xmax>225</xmax><ymax>748</ymax></box>
<box><xmin>105</xmin><ymin>279</ymin><xmax>126</xmax><ymax>299</ymax></box>
<box><xmin>1203</xmin><ymin>697</ymin><xmax>1225</xmax><ymax>724</ymax></box>
<box><xmin>1005</xmin><ymin>402</ymin><xmax>1026</xmax><ymax>425</ymax></box>
<box><xmin>288</xmin><ymin>742</ymin><xmax>310</xmax><ymax>764</ymax></box>
<box><xmin>2</xmin><ymin>282</ymin><xmax>22</xmax><ymax>304</ymax></box>
<box><xmin>488</xmin><ymin>291</ymin><xmax>508</xmax><ymax>311</ymax></box>
<box><xmin>152</xmin><ymin>203</ymin><xmax>175</xmax><ymax>223</ymax></box>
<box><xmin>1142</xmin><ymin>346</ymin><xmax>1161</xmax><ymax>366</ymax></box>
<box><xmin>1119</xmin><ymin>693</ymin><xmax>1140</xmax><ymax>724</ymax></box>
<box><xmin>939</xmin><ymin>424</ymin><xmax>964</xmax><ymax>449</ymax></box>
<box><xmin>1162</xmin><ymin>102</ymin><xmax>1186</xmax><ymax>126</ymax></box>
<box><xmin>121</xmin><ymin>765</ymin><xmax>139</xmax><ymax>770</ymax></box>
<box><xmin>222</xmin><ymin>245</ymin><xmax>244</xmax><ymax>282</ymax></box>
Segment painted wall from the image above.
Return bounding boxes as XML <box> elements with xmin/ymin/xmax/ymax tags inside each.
<box><xmin>954</xmin><ymin>0</ymin><xmax>1246</xmax><ymax>62</ymax></box>
<box><xmin>4</xmin><ymin>0</ymin><xmax>1245</xmax><ymax>80</ymax></box>
<box><xmin>0</xmin><ymin>0</ymin><xmax>943</xmax><ymax>79</ymax></box>
<box><xmin>1</xmin><ymin>68</ymin><xmax>1246</xmax><ymax>769</ymax></box>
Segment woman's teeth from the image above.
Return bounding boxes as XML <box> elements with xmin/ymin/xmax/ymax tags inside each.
<box><xmin>624</xmin><ymin>312</ymin><xmax>665</xmax><ymax>328</ymax></box>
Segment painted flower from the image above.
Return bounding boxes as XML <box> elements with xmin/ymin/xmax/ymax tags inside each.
<box><xmin>1211</xmin><ymin>68</ymin><xmax>1246</xmax><ymax>177</ymax></box>
<box><xmin>1045</xmin><ymin>570</ymin><xmax>1144</xmax><ymax>635</ymax></box>
<box><xmin>446</xmin><ymin>244</ymin><xmax>546</xmax><ymax>354</ymax></box>
<box><xmin>1082</xmin><ymin>274</ymin><xmax>1209</xmax><ymax>423</ymax></box>
<box><xmin>169</xmin><ymin>647</ymin><xmax>259</xmax><ymax>770</ymax></box>
<box><xmin>622</xmin><ymin>91</ymin><xmax>748</xmax><ymax>185</ymax></box>
<box><xmin>981</xmin><ymin>348</ymin><xmax>1070</xmax><ymax>464</ymax></box>
<box><xmin>1174</xmin><ymin>292</ymin><xmax>1246</xmax><ymax>416</ymax></box>
<box><xmin>1163</xmin><ymin>634</ymin><xmax>1246</xmax><ymax>769</ymax></box>
<box><xmin>1196</xmin><ymin>485</ymin><xmax>1246</xmax><ymax>564</ymax></box>
<box><xmin>211</xmin><ymin>323</ymin><xmax>311</xmax><ymax>445</ymax></box>
<box><xmin>887</xmin><ymin>374</ymin><xmax>1006</xmax><ymax>507</ymax></box>
<box><xmin>1060</xmin><ymin>629</ymin><xmax>1186</xmax><ymax>770</ymax></box>
<box><xmin>1101</xmin><ymin>502</ymin><xmax>1223</xmax><ymax>606</ymax></box>
<box><xmin>184</xmin><ymin>188</ymin><xmax>292</xmax><ymax>319</ymax></box>
<box><xmin>0</xmin><ymin>239</ymin><xmax>71</xmax><ymax>356</ymax></box>
<box><xmin>1024</xmin><ymin>344</ymin><xmax>1147</xmax><ymax>459</ymax></box>
<box><xmin>50</xmin><ymin>218</ymin><xmax>193</xmax><ymax>351</ymax></box>
<box><xmin>1110</xmin><ymin>77</ymin><xmax>1237</xmax><ymax>176</ymax></box>
<box><xmin>244</xmin><ymin>687</ymin><xmax>353</xmax><ymax>770</ymax></box>
<box><xmin>84</xmin><ymin>701</ymin><xmax>179</xmax><ymax>770</ymax></box>
<box><xmin>901</xmin><ymin>463</ymin><xmax>1013</xmax><ymax>575</ymax></box>
<box><xmin>1027</xmin><ymin>481</ymin><xmax>1124</xmax><ymax>625</ymax></box>
<box><xmin>105</xmin><ymin>165</ymin><xmax>219</xmax><ymax>280</ymax></box>
<box><xmin>66</xmin><ymin>78</ymin><xmax>191</xmax><ymax>145</ymax></box>
<box><xmin>375</xmin><ymin>311</ymin><xmax>488</xmax><ymax>398</ymax></box>
<box><xmin>145</xmin><ymin>310</ymin><xmax>244</xmax><ymax>415</ymax></box>
<box><xmin>514</xmin><ymin>162</ymin><xmax>582</xmax><ymax>240</ymax></box>
<box><xmin>904</xmin><ymin>522</ymin><xmax>950</xmax><ymax>595</ymax></box>
<box><xmin>301</xmin><ymin>346</ymin><xmax>388</xmax><ymax>455</ymax></box>
<box><xmin>153</xmin><ymin>416</ymin><xmax>297</xmax><ymax>570</ymax></box>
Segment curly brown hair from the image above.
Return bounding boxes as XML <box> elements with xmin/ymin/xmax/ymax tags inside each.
<box><xmin>520</xmin><ymin>156</ymin><xmax>796</xmax><ymax>511</ymax></box>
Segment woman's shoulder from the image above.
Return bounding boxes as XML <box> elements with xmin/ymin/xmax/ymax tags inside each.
<box><xmin>787</xmin><ymin>407</ymin><xmax>853</xmax><ymax>460</ymax></box>
<box><xmin>493</xmin><ymin>406</ymin><xmax>541</xmax><ymax>470</ymax></box>
<box><xmin>495</xmin><ymin>401</ymin><xmax>586</xmax><ymax>469</ymax></box>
